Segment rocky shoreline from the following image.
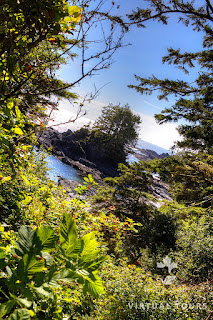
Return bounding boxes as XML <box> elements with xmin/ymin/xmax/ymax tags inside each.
<box><xmin>37</xmin><ymin>127</ymin><xmax>118</xmax><ymax>180</ymax></box>
<box><xmin>37</xmin><ymin>127</ymin><xmax>172</xmax><ymax>203</ymax></box>
<box><xmin>37</xmin><ymin>128</ymin><xmax>168</xmax><ymax>176</ymax></box>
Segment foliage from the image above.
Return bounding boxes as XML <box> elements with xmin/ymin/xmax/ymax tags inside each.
<box><xmin>128</xmin><ymin>0</ymin><xmax>213</xmax><ymax>153</ymax></box>
<box><xmin>0</xmin><ymin>149</ymin><xmax>63</xmax><ymax>227</ymax></box>
<box><xmin>0</xmin><ymin>0</ymin><xmax>128</xmax><ymax>188</ymax></box>
<box><xmin>92</xmin><ymin>162</ymin><xmax>177</xmax><ymax>260</ymax></box>
<box><xmin>0</xmin><ymin>213</ymin><xmax>106</xmax><ymax>319</ymax></box>
<box><xmin>77</xmin><ymin>257</ymin><xmax>211</xmax><ymax>320</ymax></box>
<box><xmin>56</xmin><ymin>104</ymin><xmax>141</xmax><ymax>166</ymax></box>
<box><xmin>100</xmin><ymin>162</ymin><xmax>154</xmax><ymax>219</ymax></box>
<box><xmin>1</xmin><ymin>0</ymin><xmax>213</xmax><ymax>319</ymax></box>
<box><xmin>149</xmin><ymin>153</ymin><xmax>213</xmax><ymax>207</ymax></box>
<box><xmin>175</xmin><ymin>213</ymin><xmax>213</xmax><ymax>283</ymax></box>
<box><xmin>88</xmin><ymin>129</ymin><xmax>128</xmax><ymax>165</ymax></box>
<box><xmin>93</xmin><ymin>104</ymin><xmax>141</xmax><ymax>151</ymax></box>
<box><xmin>159</xmin><ymin>202</ymin><xmax>213</xmax><ymax>282</ymax></box>
<box><xmin>91</xmin><ymin>104</ymin><xmax>141</xmax><ymax>163</ymax></box>
<box><xmin>127</xmin><ymin>0</ymin><xmax>213</xmax><ymax>30</ymax></box>
<box><xmin>0</xmin><ymin>0</ymin><xmax>81</xmax><ymax>190</ymax></box>
<box><xmin>1</xmin><ymin>148</ymin><xmax>212</xmax><ymax>318</ymax></box>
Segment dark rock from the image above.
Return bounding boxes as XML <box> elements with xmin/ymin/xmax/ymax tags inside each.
<box><xmin>58</xmin><ymin>176</ymin><xmax>97</xmax><ymax>199</ymax></box>
<box><xmin>58</xmin><ymin>177</ymin><xmax>80</xmax><ymax>191</ymax></box>
<box><xmin>79</xmin><ymin>158</ymin><xmax>97</xmax><ymax>169</ymax></box>
<box><xmin>151</xmin><ymin>179</ymin><xmax>172</xmax><ymax>201</ymax></box>
<box><xmin>36</xmin><ymin>127</ymin><xmax>119</xmax><ymax>178</ymax></box>
<box><xmin>37</xmin><ymin>128</ymin><xmax>172</xmax><ymax>203</ymax></box>
<box><xmin>132</xmin><ymin>148</ymin><xmax>169</xmax><ymax>161</ymax></box>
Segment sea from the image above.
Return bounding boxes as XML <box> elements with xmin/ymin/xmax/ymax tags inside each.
<box><xmin>45</xmin><ymin>138</ymin><xmax>170</xmax><ymax>183</ymax></box>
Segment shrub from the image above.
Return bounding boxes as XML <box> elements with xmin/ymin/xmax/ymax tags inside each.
<box><xmin>0</xmin><ymin>214</ymin><xmax>106</xmax><ymax>319</ymax></box>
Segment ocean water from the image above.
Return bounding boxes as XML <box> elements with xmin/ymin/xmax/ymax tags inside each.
<box><xmin>44</xmin><ymin>109</ymin><xmax>171</xmax><ymax>181</ymax></box>
<box><xmin>45</xmin><ymin>155</ymin><xmax>82</xmax><ymax>183</ymax></box>
<box><xmin>44</xmin><ymin>139</ymin><xmax>170</xmax><ymax>183</ymax></box>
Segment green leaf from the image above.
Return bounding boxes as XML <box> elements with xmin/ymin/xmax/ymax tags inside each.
<box><xmin>49</xmin><ymin>268</ymin><xmax>78</xmax><ymax>287</ymax></box>
<box><xmin>36</xmin><ymin>226</ymin><xmax>58</xmax><ymax>252</ymax></box>
<box><xmin>13</xmin><ymin>296</ymin><xmax>32</xmax><ymax>308</ymax></box>
<box><xmin>0</xmin><ymin>300</ymin><xmax>15</xmax><ymax>318</ymax></box>
<box><xmin>83</xmin><ymin>274</ymin><xmax>105</xmax><ymax>297</ymax></box>
<box><xmin>66</xmin><ymin>238</ymin><xmax>83</xmax><ymax>259</ymax></box>
<box><xmin>51</xmin><ymin>268</ymin><xmax>75</xmax><ymax>281</ymax></box>
<box><xmin>13</xmin><ymin>283</ymin><xmax>33</xmax><ymax>300</ymax></box>
<box><xmin>81</xmin><ymin>232</ymin><xmax>98</xmax><ymax>258</ymax></box>
<box><xmin>41</xmin><ymin>251</ymin><xmax>53</xmax><ymax>265</ymax></box>
<box><xmin>15</xmin><ymin>225</ymin><xmax>36</xmax><ymax>256</ymax></box>
<box><xmin>79</xmin><ymin>255</ymin><xmax>107</xmax><ymax>271</ymax></box>
<box><xmin>0</xmin><ymin>247</ymin><xmax>6</xmax><ymax>259</ymax></box>
<box><xmin>59</xmin><ymin>214</ymin><xmax>77</xmax><ymax>249</ymax></box>
<box><xmin>23</xmin><ymin>254</ymin><xmax>46</xmax><ymax>274</ymax></box>
<box><xmin>34</xmin><ymin>285</ymin><xmax>54</xmax><ymax>299</ymax></box>
<box><xmin>8</xmin><ymin>308</ymin><xmax>31</xmax><ymax>320</ymax></box>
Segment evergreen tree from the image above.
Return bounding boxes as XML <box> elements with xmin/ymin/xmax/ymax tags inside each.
<box><xmin>127</xmin><ymin>0</ymin><xmax>213</xmax><ymax>153</ymax></box>
<box><xmin>93</xmin><ymin>104</ymin><xmax>141</xmax><ymax>153</ymax></box>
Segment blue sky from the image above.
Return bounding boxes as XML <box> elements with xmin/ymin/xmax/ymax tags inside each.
<box><xmin>57</xmin><ymin>0</ymin><xmax>204</xmax><ymax>149</ymax></box>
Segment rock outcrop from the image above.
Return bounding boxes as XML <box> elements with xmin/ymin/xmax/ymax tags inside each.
<box><xmin>37</xmin><ymin>127</ymin><xmax>172</xmax><ymax>203</ymax></box>
<box><xmin>37</xmin><ymin>127</ymin><xmax>118</xmax><ymax>178</ymax></box>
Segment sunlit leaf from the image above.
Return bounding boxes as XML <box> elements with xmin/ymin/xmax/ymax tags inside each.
<box><xmin>0</xmin><ymin>300</ymin><xmax>15</xmax><ymax>318</ymax></box>
<box><xmin>36</xmin><ymin>226</ymin><xmax>58</xmax><ymax>252</ymax></box>
<box><xmin>12</xmin><ymin>127</ymin><xmax>23</xmax><ymax>135</ymax></box>
<box><xmin>8</xmin><ymin>308</ymin><xmax>31</xmax><ymax>320</ymax></box>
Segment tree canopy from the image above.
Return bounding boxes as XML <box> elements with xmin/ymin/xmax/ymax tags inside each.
<box><xmin>0</xmin><ymin>1</ymin><xmax>213</xmax><ymax>319</ymax></box>
<box><xmin>0</xmin><ymin>0</ymin><xmax>128</xmax><ymax>182</ymax></box>
<box><xmin>127</xmin><ymin>0</ymin><xmax>213</xmax><ymax>153</ymax></box>
<box><xmin>93</xmin><ymin>104</ymin><xmax>141</xmax><ymax>152</ymax></box>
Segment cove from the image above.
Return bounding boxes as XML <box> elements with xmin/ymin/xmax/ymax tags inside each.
<box><xmin>45</xmin><ymin>154</ymin><xmax>82</xmax><ymax>183</ymax></box>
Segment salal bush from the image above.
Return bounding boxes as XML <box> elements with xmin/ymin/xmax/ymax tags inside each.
<box><xmin>0</xmin><ymin>214</ymin><xmax>106</xmax><ymax>319</ymax></box>
<box><xmin>84</xmin><ymin>258</ymin><xmax>211</xmax><ymax>320</ymax></box>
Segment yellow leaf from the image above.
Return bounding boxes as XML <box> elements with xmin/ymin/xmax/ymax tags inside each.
<box><xmin>21</xmin><ymin>175</ymin><xmax>30</xmax><ymax>185</ymax></box>
<box><xmin>7</xmin><ymin>101</ymin><xmax>14</xmax><ymax>109</ymax></box>
<box><xmin>15</xmin><ymin>105</ymin><xmax>21</xmax><ymax>120</ymax></box>
<box><xmin>3</xmin><ymin>176</ymin><xmax>11</xmax><ymax>182</ymax></box>
<box><xmin>13</xmin><ymin>127</ymin><xmax>23</xmax><ymax>135</ymax></box>
<box><xmin>22</xmin><ymin>195</ymin><xmax>32</xmax><ymax>205</ymax></box>
<box><xmin>68</xmin><ymin>5</ymin><xmax>82</xmax><ymax>23</ymax></box>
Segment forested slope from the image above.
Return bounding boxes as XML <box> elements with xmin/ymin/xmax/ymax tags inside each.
<box><xmin>0</xmin><ymin>0</ymin><xmax>212</xmax><ymax>319</ymax></box>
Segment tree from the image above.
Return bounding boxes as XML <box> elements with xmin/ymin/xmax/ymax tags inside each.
<box><xmin>0</xmin><ymin>0</ymin><xmax>127</xmax><ymax>179</ymax></box>
<box><xmin>93</xmin><ymin>104</ymin><xmax>141</xmax><ymax>153</ymax></box>
<box><xmin>150</xmin><ymin>153</ymin><xmax>213</xmax><ymax>207</ymax></box>
<box><xmin>0</xmin><ymin>0</ymin><xmax>127</xmax><ymax>223</ymax></box>
<box><xmin>127</xmin><ymin>0</ymin><xmax>213</xmax><ymax>153</ymax></box>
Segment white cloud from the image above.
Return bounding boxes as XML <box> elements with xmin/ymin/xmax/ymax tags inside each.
<box><xmin>137</xmin><ymin>112</ymin><xmax>181</xmax><ymax>149</ymax></box>
<box><xmin>47</xmin><ymin>102</ymin><xmax>181</xmax><ymax>150</ymax></box>
<box><xmin>47</xmin><ymin>107</ymin><xmax>94</xmax><ymax>132</ymax></box>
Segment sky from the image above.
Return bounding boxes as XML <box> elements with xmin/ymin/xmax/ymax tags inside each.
<box><xmin>54</xmin><ymin>0</ymin><xmax>204</xmax><ymax>150</ymax></box>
